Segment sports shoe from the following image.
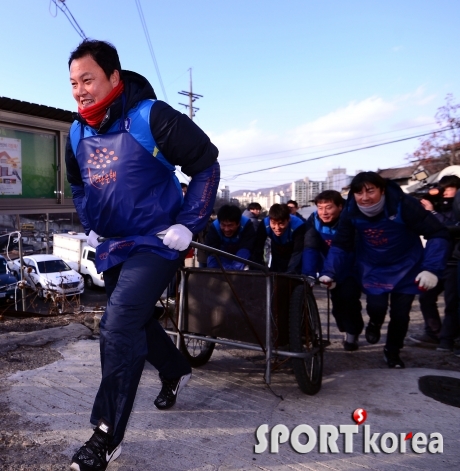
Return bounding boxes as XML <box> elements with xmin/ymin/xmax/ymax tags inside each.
<box><xmin>408</xmin><ymin>332</ymin><xmax>439</xmax><ymax>346</ymax></box>
<box><xmin>154</xmin><ymin>372</ymin><xmax>191</xmax><ymax>410</ymax></box>
<box><xmin>365</xmin><ymin>322</ymin><xmax>381</xmax><ymax>344</ymax></box>
<box><xmin>70</xmin><ymin>420</ymin><xmax>121</xmax><ymax>471</ymax></box>
<box><xmin>383</xmin><ymin>348</ymin><xmax>405</xmax><ymax>368</ymax></box>
<box><xmin>436</xmin><ymin>340</ymin><xmax>454</xmax><ymax>352</ymax></box>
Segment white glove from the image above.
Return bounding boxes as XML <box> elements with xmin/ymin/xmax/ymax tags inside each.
<box><xmin>318</xmin><ymin>275</ymin><xmax>337</xmax><ymax>290</ymax></box>
<box><xmin>87</xmin><ymin>230</ymin><xmax>101</xmax><ymax>248</ymax></box>
<box><xmin>415</xmin><ymin>271</ymin><xmax>438</xmax><ymax>291</ymax></box>
<box><xmin>162</xmin><ymin>224</ymin><xmax>193</xmax><ymax>251</ymax></box>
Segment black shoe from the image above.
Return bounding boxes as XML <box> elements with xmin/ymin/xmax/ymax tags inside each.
<box><xmin>154</xmin><ymin>372</ymin><xmax>191</xmax><ymax>410</ymax></box>
<box><xmin>70</xmin><ymin>420</ymin><xmax>121</xmax><ymax>471</ymax></box>
<box><xmin>343</xmin><ymin>334</ymin><xmax>359</xmax><ymax>351</ymax></box>
<box><xmin>343</xmin><ymin>340</ymin><xmax>359</xmax><ymax>352</ymax></box>
<box><xmin>436</xmin><ymin>340</ymin><xmax>454</xmax><ymax>352</ymax></box>
<box><xmin>383</xmin><ymin>348</ymin><xmax>405</xmax><ymax>368</ymax></box>
<box><xmin>408</xmin><ymin>332</ymin><xmax>439</xmax><ymax>346</ymax></box>
<box><xmin>365</xmin><ymin>322</ymin><xmax>381</xmax><ymax>344</ymax></box>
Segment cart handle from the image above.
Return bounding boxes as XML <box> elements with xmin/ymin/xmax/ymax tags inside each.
<box><xmin>189</xmin><ymin>240</ymin><xmax>269</xmax><ymax>273</ymax></box>
<box><xmin>98</xmin><ymin>233</ymin><xmax>269</xmax><ymax>273</ymax></box>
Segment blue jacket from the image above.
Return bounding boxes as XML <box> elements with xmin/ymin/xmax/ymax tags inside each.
<box><xmin>205</xmin><ymin>216</ymin><xmax>256</xmax><ymax>270</ymax></box>
<box><xmin>301</xmin><ymin>211</ymin><xmax>355</xmax><ymax>282</ymax></box>
<box><xmin>322</xmin><ymin>180</ymin><xmax>450</xmax><ymax>294</ymax></box>
<box><xmin>66</xmin><ymin>70</ymin><xmax>219</xmax><ymax>271</ymax></box>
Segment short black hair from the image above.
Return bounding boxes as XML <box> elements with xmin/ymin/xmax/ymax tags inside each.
<box><xmin>180</xmin><ymin>183</ymin><xmax>188</xmax><ymax>189</ymax></box>
<box><xmin>350</xmin><ymin>171</ymin><xmax>386</xmax><ymax>194</ymax></box>
<box><xmin>218</xmin><ymin>205</ymin><xmax>242</xmax><ymax>223</ymax></box>
<box><xmin>314</xmin><ymin>190</ymin><xmax>344</xmax><ymax>207</ymax></box>
<box><xmin>286</xmin><ymin>200</ymin><xmax>298</xmax><ymax>208</ymax></box>
<box><xmin>439</xmin><ymin>175</ymin><xmax>460</xmax><ymax>190</ymax></box>
<box><xmin>248</xmin><ymin>202</ymin><xmax>262</xmax><ymax>211</ymax></box>
<box><xmin>68</xmin><ymin>39</ymin><xmax>121</xmax><ymax>79</ymax></box>
<box><xmin>269</xmin><ymin>203</ymin><xmax>290</xmax><ymax>221</ymax></box>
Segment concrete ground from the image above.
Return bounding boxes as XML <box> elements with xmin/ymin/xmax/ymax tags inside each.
<box><xmin>2</xmin><ymin>289</ymin><xmax>460</xmax><ymax>470</ymax></box>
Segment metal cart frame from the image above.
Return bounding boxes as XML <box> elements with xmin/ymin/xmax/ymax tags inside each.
<box><xmin>163</xmin><ymin>241</ymin><xmax>324</xmax><ymax>395</ymax></box>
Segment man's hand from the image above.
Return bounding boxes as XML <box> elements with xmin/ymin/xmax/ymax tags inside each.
<box><xmin>306</xmin><ymin>276</ymin><xmax>317</xmax><ymax>288</ymax></box>
<box><xmin>87</xmin><ymin>230</ymin><xmax>101</xmax><ymax>248</ymax></box>
<box><xmin>318</xmin><ymin>275</ymin><xmax>337</xmax><ymax>290</ymax></box>
<box><xmin>162</xmin><ymin>224</ymin><xmax>193</xmax><ymax>251</ymax></box>
<box><xmin>415</xmin><ymin>271</ymin><xmax>438</xmax><ymax>291</ymax></box>
<box><xmin>420</xmin><ymin>199</ymin><xmax>434</xmax><ymax>212</ymax></box>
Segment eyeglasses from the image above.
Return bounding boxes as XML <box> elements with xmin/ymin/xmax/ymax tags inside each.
<box><xmin>287</xmin><ymin>205</ymin><xmax>295</xmax><ymax>209</ymax></box>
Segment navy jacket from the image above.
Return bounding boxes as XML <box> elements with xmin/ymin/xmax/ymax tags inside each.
<box><xmin>322</xmin><ymin>180</ymin><xmax>450</xmax><ymax>294</ymax></box>
<box><xmin>253</xmin><ymin>215</ymin><xmax>306</xmax><ymax>273</ymax></box>
<box><xmin>66</xmin><ymin>70</ymin><xmax>219</xmax><ymax>270</ymax></box>
<box><xmin>205</xmin><ymin>216</ymin><xmax>256</xmax><ymax>270</ymax></box>
<box><xmin>301</xmin><ymin>211</ymin><xmax>355</xmax><ymax>282</ymax></box>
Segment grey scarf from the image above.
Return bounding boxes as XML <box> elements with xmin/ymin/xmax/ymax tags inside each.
<box><xmin>357</xmin><ymin>195</ymin><xmax>386</xmax><ymax>217</ymax></box>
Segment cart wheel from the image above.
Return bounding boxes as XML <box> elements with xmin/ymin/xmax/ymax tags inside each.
<box><xmin>289</xmin><ymin>285</ymin><xmax>323</xmax><ymax>395</ymax></box>
<box><xmin>180</xmin><ymin>333</ymin><xmax>215</xmax><ymax>367</ymax></box>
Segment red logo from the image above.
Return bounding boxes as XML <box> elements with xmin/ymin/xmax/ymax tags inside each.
<box><xmin>352</xmin><ymin>408</ymin><xmax>367</xmax><ymax>425</ymax></box>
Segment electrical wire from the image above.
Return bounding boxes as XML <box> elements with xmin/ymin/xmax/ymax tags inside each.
<box><xmin>134</xmin><ymin>0</ymin><xmax>169</xmax><ymax>103</ymax></box>
<box><xmin>227</xmin><ymin>126</ymin><xmax>454</xmax><ymax>180</ymax></box>
<box><xmin>49</xmin><ymin>0</ymin><xmax>86</xmax><ymax>39</ymax></box>
<box><xmin>219</xmin><ymin>121</ymin><xmax>440</xmax><ymax>166</ymax></box>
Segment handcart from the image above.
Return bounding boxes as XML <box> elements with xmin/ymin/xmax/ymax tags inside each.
<box><xmin>163</xmin><ymin>242</ymin><xmax>324</xmax><ymax>395</ymax></box>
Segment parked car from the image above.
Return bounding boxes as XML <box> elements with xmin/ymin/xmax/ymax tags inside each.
<box><xmin>0</xmin><ymin>255</ymin><xmax>18</xmax><ymax>303</ymax></box>
<box><xmin>26</xmin><ymin>236</ymin><xmax>53</xmax><ymax>253</ymax></box>
<box><xmin>8</xmin><ymin>254</ymin><xmax>84</xmax><ymax>298</ymax></box>
<box><xmin>53</xmin><ymin>233</ymin><xmax>103</xmax><ymax>288</ymax></box>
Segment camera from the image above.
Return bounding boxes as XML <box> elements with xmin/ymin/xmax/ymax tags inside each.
<box><xmin>411</xmin><ymin>183</ymin><xmax>444</xmax><ymax>210</ymax></box>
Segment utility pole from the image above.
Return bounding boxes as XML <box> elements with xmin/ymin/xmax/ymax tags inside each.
<box><xmin>178</xmin><ymin>68</ymin><xmax>202</xmax><ymax>120</ymax></box>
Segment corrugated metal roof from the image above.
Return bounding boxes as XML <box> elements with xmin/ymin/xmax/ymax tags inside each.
<box><xmin>0</xmin><ymin>96</ymin><xmax>74</xmax><ymax>123</ymax></box>
<box><xmin>377</xmin><ymin>165</ymin><xmax>416</xmax><ymax>180</ymax></box>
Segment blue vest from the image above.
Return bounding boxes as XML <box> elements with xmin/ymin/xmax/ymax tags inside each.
<box><xmin>313</xmin><ymin>212</ymin><xmax>336</xmax><ymax>246</ymax></box>
<box><xmin>352</xmin><ymin>204</ymin><xmax>423</xmax><ymax>294</ymax></box>
<box><xmin>69</xmin><ymin>99</ymin><xmax>183</xmax><ymax>272</ymax></box>
<box><xmin>212</xmin><ymin>216</ymin><xmax>250</xmax><ymax>254</ymax></box>
<box><xmin>263</xmin><ymin>215</ymin><xmax>304</xmax><ymax>245</ymax></box>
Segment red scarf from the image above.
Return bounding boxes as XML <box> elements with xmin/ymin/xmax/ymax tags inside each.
<box><xmin>78</xmin><ymin>80</ymin><xmax>125</xmax><ymax>128</ymax></box>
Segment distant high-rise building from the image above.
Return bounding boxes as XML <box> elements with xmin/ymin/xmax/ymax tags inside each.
<box><xmin>325</xmin><ymin>168</ymin><xmax>352</xmax><ymax>192</ymax></box>
<box><xmin>220</xmin><ymin>185</ymin><xmax>230</xmax><ymax>201</ymax></box>
<box><xmin>291</xmin><ymin>178</ymin><xmax>308</xmax><ymax>206</ymax></box>
<box><xmin>308</xmin><ymin>180</ymin><xmax>325</xmax><ymax>203</ymax></box>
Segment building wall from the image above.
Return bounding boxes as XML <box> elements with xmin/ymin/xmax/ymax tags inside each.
<box><xmin>291</xmin><ymin>179</ymin><xmax>308</xmax><ymax>206</ymax></box>
<box><xmin>325</xmin><ymin>168</ymin><xmax>352</xmax><ymax>192</ymax></box>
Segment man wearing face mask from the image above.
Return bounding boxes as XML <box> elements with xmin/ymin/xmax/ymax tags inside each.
<box><xmin>409</xmin><ymin>175</ymin><xmax>460</xmax><ymax>352</ymax></box>
<box><xmin>320</xmin><ymin>172</ymin><xmax>449</xmax><ymax>368</ymax></box>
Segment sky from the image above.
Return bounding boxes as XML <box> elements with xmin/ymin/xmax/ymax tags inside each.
<box><xmin>2</xmin><ymin>1</ymin><xmax>460</xmax><ymax>193</ymax></box>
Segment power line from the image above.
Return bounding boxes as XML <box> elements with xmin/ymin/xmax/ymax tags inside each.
<box><xmin>221</xmin><ymin>128</ymin><xmax>443</xmax><ymax>169</ymax></box>
<box><xmin>228</xmin><ymin>127</ymin><xmax>453</xmax><ymax>179</ymax></box>
<box><xmin>135</xmin><ymin>0</ymin><xmax>168</xmax><ymax>102</ymax></box>
<box><xmin>50</xmin><ymin>0</ymin><xmax>86</xmax><ymax>39</ymax></box>
<box><xmin>219</xmin><ymin>121</ymin><xmax>439</xmax><ymax>165</ymax></box>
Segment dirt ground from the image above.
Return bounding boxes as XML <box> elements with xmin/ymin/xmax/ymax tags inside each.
<box><xmin>0</xmin><ymin>289</ymin><xmax>459</xmax><ymax>470</ymax></box>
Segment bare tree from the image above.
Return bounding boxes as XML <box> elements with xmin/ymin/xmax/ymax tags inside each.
<box><xmin>408</xmin><ymin>94</ymin><xmax>460</xmax><ymax>172</ymax></box>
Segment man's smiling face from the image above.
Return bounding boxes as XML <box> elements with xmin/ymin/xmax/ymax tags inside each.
<box><xmin>70</xmin><ymin>54</ymin><xmax>119</xmax><ymax>109</ymax></box>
